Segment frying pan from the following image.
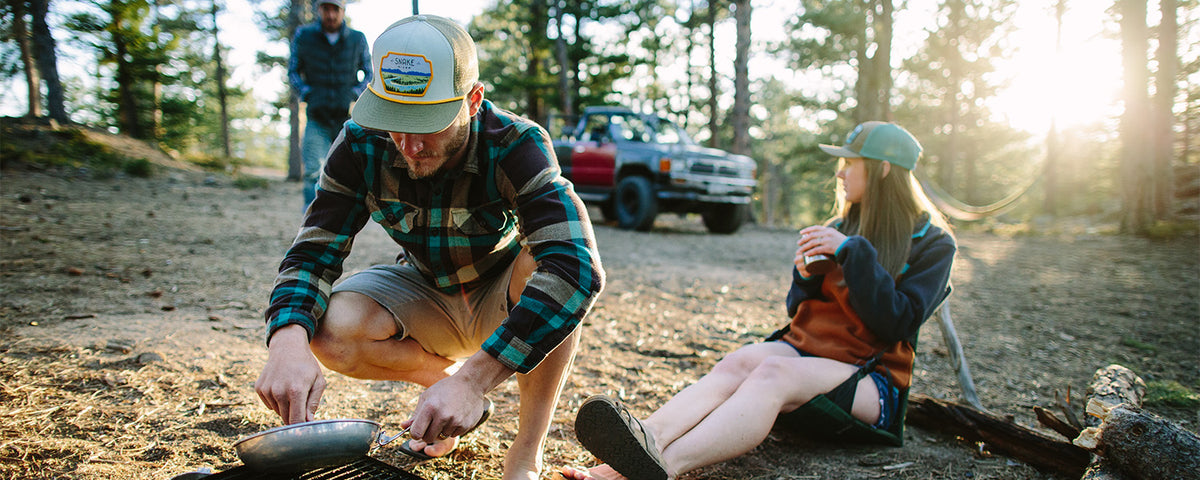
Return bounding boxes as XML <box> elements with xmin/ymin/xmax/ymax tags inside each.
<box><xmin>233</xmin><ymin>419</ymin><xmax>407</xmax><ymax>472</ymax></box>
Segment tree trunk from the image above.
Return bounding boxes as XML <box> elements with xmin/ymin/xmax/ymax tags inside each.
<box><xmin>730</xmin><ymin>0</ymin><xmax>750</xmax><ymax>156</ymax></box>
<box><xmin>1152</xmin><ymin>0</ymin><xmax>1177</xmax><ymax>220</ymax></box>
<box><xmin>706</xmin><ymin>0</ymin><xmax>719</xmax><ymax>149</ymax></box>
<box><xmin>13</xmin><ymin>0</ymin><xmax>42</xmax><ymax>119</ymax></box>
<box><xmin>1043</xmin><ymin>0</ymin><xmax>1066</xmax><ymax>216</ymax></box>
<box><xmin>873</xmin><ymin>0</ymin><xmax>893</xmax><ymax>120</ymax></box>
<box><xmin>1118</xmin><ymin>0</ymin><xmax>1153</xmax><ymax>234</ymax></box>
<box><xmin>553</xmin><ymin>1</ymin><xmax>573</xmax><ymax>121</ymax></box>
<box><xmin>947</xmin><ymin>0</ymin><xmax>965</xmax><ymax>202</ymax></box>
<box><xmin>212</xmin><ymin>0</ymin><xmax>231</xmax><ymax>159</ymax></box>
<box><xmin>115</xmin><ymin>36</ymin><xmax>144</xmax><ymax>138</ymax></box>
<box><xmin>526</xmin><ymin>0</ymin><xmax>547</xmax><ymax>127</ymax></box>
<box><xmin>286</xmin><ymin>0</ymin><xmax>304</xmax><ymax>181</ymax></box>
<box><xmin>852</xmin><ymin>6</ymin><xmax>869</xmax><ymax>125</ymax></box>
<box><xmin>1074</xmin><ymin>400</ymin><xmax>1200</xmax><ymax>479</ymax></box>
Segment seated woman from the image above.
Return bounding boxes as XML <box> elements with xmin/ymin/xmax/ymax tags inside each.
<box><xmin>561</xmin><ymin>121</ymin><xmax>956</xmax><ymax>480</ymax></box>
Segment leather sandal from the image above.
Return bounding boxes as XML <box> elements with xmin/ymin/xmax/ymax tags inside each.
<box><xmin>574</xmin><ymin>394</ymin><xmax>668</xmax><ymax>480</ymax></box>
<box><xmin>398</xmin><ymin>396</ymin><xmax>494</xmax><ymax>461</ymax></box>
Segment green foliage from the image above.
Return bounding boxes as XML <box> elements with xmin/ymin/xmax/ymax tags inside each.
<box><xmin>59</xmin><ymin>0</ymin><xmax>259</xmax><ymax>166</ymax></box>
<box><xmin>0</xmin><ymin>121</ymin><xmax>155</xmax><ymax>178</ymax></box>
<box><xmin>1144</xmin><ymin>380</ymin><xmax>1200</xmax><ymax>409</ymax></box>
<box><xmin>1120</xmin><ymin>337</ymin><xmax>1157</xmax><ymax>353</ymax></box>
<box><xmin>122</xmin><ymin>157</ymin><xmax>154</xmax><ymax>177</ymax></box>
<box><xmin>1144</xmin><ymin>220</ymin><xmax>1200</xmax><ymax>240</ymax></box>
<box><xmin>233</xmin><ymin>174</ymin><xmax>270</xmax><ymax>190</ymax></box>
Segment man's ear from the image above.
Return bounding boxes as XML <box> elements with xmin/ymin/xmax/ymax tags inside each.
<box><xmin>466</xmin><ymin>82</ymin><xmax>485</xmax><ymax>116</ymax></box>
<box><xmin>880</xmin><ymin>161</ymin><xmax>891</xmax><ymax>179</ymax></box>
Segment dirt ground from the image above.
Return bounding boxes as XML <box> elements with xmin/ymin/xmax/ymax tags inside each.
<box><xmin>1</xmin><ymin>162</ymin><xmax>1197</xmax><ymax>480</ymax></box>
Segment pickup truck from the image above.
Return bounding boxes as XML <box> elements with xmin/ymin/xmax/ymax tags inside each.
<box><xmin>552</xmin><ymin>106</ymin><xmax>758</xmax><ymax>233</ymax></box>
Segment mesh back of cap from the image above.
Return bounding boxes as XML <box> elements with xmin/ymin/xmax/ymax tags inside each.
<box><xmin>426</xmin><ymin>18</ymin><xmax>478</xmax><ymax>96</ymax></box>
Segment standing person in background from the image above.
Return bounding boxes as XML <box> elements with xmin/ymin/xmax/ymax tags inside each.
<box><xmin>289</xmin><ymin>0</ymin><xmax>371</xmax><ymax>211</ymax></box>
<box><xmin>560</xmin><ymin>121</ymin><xmax>956</xmax><ymax>480</ymax></box>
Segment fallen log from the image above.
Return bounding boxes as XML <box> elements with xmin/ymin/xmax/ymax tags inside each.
<box><xmin>1074</xmin><ymin>400</ymin><xmax>1200</xmax><ymax>480</ymax></box>
<box><xmin>1083</xmin><ymin>365</ymin><xmax>1145</xmax><ymax>428</ymax></box>
<box><xmin>906</xmin><ymin>394</ymin><xmax>1090</xmax><ymax>477</ymax></box>
<box><xmin>1075</xmin><ymin>364</ymin><xmax>1147</xmax><ymax>480</ymax></box>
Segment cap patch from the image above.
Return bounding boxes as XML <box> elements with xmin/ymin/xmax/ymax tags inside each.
<box><xmin>381</xmin><ymin>53</ymin><xmax>432</xmax><ymax>97</ymax></box>
<box><xmin>846</xmin><ymin>123</ymin><xmax>865</xmax><ymax>145</ymax></box>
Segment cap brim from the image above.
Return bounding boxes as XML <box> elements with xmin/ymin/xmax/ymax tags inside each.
<box><xmin>818</xmin><ymin>144</ymin><xmax>859</xmax><ymax>158</ymax></box>
<box><xmin>351</xmin><ymin>89</ymin><xmax>463</xmax><ymax>134</ymax></box>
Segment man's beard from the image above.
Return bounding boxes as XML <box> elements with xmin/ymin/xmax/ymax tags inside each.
<box><xmin>405</xmin><ymin>123</ymin><xmax>470</xmax><ymax>180</ymax></box>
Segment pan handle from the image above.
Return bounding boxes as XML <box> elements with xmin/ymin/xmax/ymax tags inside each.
<box><xmin>376</xmin><ymin>426</ymin><xmax>409</xmax><ymax>446</ymax></box>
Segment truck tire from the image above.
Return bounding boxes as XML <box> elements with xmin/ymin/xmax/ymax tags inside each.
<box><xmin>702</xmin><ymin>203</ymin><xmax>748</xmax><ymax>234</ymax></box>
<box><xmin>599</xmin><ymin>198</ymin><xmax>617</xmax><ymax>223</ymax></box>
<box><xmin>615</xmin><ymin>176</ymin><xmax>658</xmax><ymax>231</ymax></box>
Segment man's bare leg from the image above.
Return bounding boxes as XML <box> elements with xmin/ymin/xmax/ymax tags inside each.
<box><xmin>311</xmin><ymin>291</ymin><xmax>457</xmax><ymax>387</ymax></box>
<box><xmin>506</xmin><ymin>326</ymin><xmax>580</xmax><ymax>480</ymax></box>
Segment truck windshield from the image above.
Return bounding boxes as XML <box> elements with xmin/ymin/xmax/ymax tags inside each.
<box><xmin>609</xmin><ymin>114</ymin><xmax>648</xmax><ymax>143</ymax></box>
<box><xmin>651</xmin><ymin>120</ymin><xmax>694</xmax><ymax>146</ymax></box>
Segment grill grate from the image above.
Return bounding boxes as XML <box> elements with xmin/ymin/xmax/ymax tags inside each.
<box><xmin>203</xmin><ymin>456</ymin><xmax>427</xmax><ymax>480</ymax></box>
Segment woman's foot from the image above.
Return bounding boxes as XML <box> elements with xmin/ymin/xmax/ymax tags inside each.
<box><xmin>574</xmin><ymin>395</ymin><xmax>669</xmax><ymax>480</ymax></box>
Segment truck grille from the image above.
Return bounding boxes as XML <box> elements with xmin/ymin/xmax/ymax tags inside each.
<box><xmin>689</xmin><ymin>162</ymin><xmax>743</xmax><ymax>178</ymax></box>
<box><xmin>202</xmin><ymin>456</ymin><xmax>426</xmax><ymax>480</ymax></box>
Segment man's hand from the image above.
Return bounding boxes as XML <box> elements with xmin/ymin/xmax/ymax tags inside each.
<box><xmin>255</xmin><ymin>324</ymin><xmax>326</xmax><ymax>424</ymax></box>
<box><xmin>402</xmin><ymin>351</ymin><xmax>510</xmax><ymax>445</ymax></box>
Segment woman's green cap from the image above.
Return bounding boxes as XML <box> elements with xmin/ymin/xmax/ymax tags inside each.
<box><xmin>818</xmin><ymin>121</ymin><xmax>922</xmax><ymax>171</ymax></box>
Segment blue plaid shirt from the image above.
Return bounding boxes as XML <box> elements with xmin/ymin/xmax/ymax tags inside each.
<box><xmin>266</xmin><ymin>100</ymin><xmax>604</xmax><ymax>373</ymax></box>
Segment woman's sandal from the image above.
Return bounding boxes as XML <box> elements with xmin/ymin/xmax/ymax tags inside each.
<box><xmin>574</xmin><ymin>395</ymin><xmax>668</xmax><ymax>480</ymax></box>
<box><xmin>398</xmin><ymin>397</ymin><xmax>494</xmax><ymax>461</ymax></box>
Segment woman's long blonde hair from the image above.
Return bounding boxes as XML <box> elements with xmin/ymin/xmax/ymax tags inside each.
<box><xmin>832</xmin><ymin>158</ymin><xmax>951</xmax><ymax>278</ymax></box>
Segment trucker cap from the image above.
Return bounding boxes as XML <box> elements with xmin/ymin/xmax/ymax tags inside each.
<box><xmin>818</xmin><ymin>121</ymin><xmax>922</xmax><ymax>171</ymax></box>
<box><xmin>351</xmin><ymin>15</ymin><xmax>479</xmax><ymax>134</ymax></box>
<box><xmin>314</xmin><ymin>0</ymin><xmax>345</xmax><ymax>9</ymax></box>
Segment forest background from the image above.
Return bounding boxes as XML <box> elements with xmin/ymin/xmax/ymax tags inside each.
<box><xmin>2</xmin><ymin>0</ymin><xmax>1199</xmax><ymax>233</ymax></box>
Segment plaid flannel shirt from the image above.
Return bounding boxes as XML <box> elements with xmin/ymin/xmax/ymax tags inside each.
<box><xmin>266</xmin><ymin>100</ymin><xmax>604</xmax><ymax>373</ymax></box>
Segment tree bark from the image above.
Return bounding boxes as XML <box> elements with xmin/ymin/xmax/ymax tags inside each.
<box><xmin>730</xmin><ymin>0</ymin><xmax>750</xmax><ymax>156</ymax></box>
<box><xmin>1083</xmin><ymin>365</ymin><xmax>1146</xmax><ymax>428</ymax></box>
<box><xmin>526</xmin><ymin>0</ymin><xmax>547</xmax><ymax>127</ymax></box>
<box><xmin>13</xmin><ymin>0</ymin><xmax>42</xmax><ymax>119</ymax></box>
<box><xmin>286</xmin><ymin>0</ymin><xmax>304</xmax><ymax>181</ymax></box>
<box><xmin>1045</xmin><ymin>0</ymin><xmax>1064</xmax><ymax>216</ymax></box>
<box><xmin>1074</xmin><ymin>400</ymin><xmax>1200</xmax><ymax>480</ymax></box>
<box><xmin>873</xmin><ymin>0</ymin><xmax>893</xmax><ymax>120</ymax></box>
<box><xmin>553</xmin><ymin>1</ymin><xmax>573</xmax><ymax>121</ymax></box>
<box><xmin>1118</xmin><ymin>0</ymin><xmax>1153</xmax><ymax>234</ymax></box>
<box><xmin>706</xmin><ymin>0</ymin><xmax>720</xmax><ymax>149</ymax></box>
<box><xmin>1152</xmin><ymin>0</ymin><xmax>1177</xmax><ymax>220</ymax></box>
<box><xmin>212</xmin><ymin>0</ymin><xmax>231</xmax><ymax>159</ymax></box>
<box><xmin>1073</xmin><ymin>365</ymin><xmax>1146</xmax><ymax>480</ymax></box>
<box><xmin>906</xmin><ymin>394</ymin><xmax>1091</xmax><ymax>478</ymax></box>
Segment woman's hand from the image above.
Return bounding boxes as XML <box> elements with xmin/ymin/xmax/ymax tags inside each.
<box><xmin>794</xmin><ymin>226</ymin><xmax>848</xmax><ymax>274</ymax></box>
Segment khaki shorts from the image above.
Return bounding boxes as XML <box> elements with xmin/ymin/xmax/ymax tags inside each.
<box><xmin>332</xmin><ymin>262</ymin><xmax>515</xmax><ymax>359</ymax></box>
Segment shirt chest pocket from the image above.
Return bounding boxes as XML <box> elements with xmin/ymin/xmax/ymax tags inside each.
<box><xmin>450</xmin><ymin>201</ymin><xmax>512</xmax><ymax>235</ymax></box>
<box><xmin>372</xmin><ymin>200</ymin><xmax>424</xmax><ymax>234</ymax></box>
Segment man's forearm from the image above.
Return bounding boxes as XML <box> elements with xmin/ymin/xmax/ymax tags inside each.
<box><xmin>452</xmin><ymin>350</ymin><xmax>517</xmax><ymax>395</ymax></box>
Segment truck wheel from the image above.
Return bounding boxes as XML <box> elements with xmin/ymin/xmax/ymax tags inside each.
<box><xmin>702</xmin><ymin>203</ymin><xmax>748</xmax><ymax>234</ymax></box>
<box><xmin>615</xmin><ymin>176</ymin><xmax>658</xmax><ymax>231</ymax></box>
<box><xmin>599</xmin><ymin>198</ymin><xmax>617</xmax><ymax>223</ymax></box>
